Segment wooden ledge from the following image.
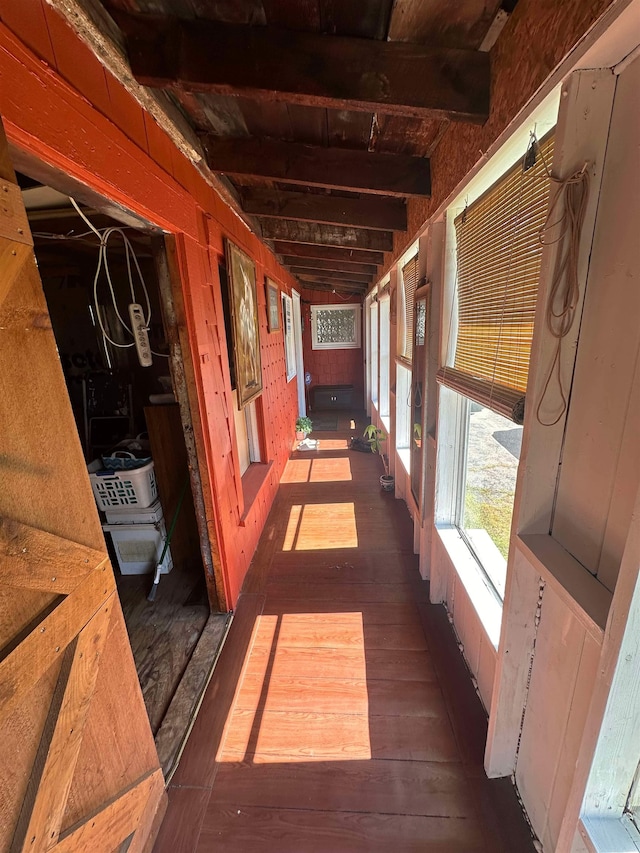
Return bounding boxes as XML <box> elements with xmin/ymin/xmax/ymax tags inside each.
<box><xmin>517</xmin><ymin>533</ymin><xmax>612</xmax><ymax>642</ymax></box>
<box><xmin>239</xmin><ymin>462</ymin><xmax>274</xmax><ymax>526</ymax></box>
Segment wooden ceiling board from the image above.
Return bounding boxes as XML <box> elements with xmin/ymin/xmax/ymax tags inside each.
<box><xmin>259</xmin><ymin>219</ymin><xmax>393</xmax><ymax>251</ymax></box>
<box><xmin>373</xmin><ymin>115</ymin><xmax>446</xmax><ymax>157</ymax></box>
<box><xmin>170</xmin><ymin>90</ymin><xmax>250</xmax><ymax>136</ymax></box>
<box><xmin>285</xmin><ymin>104</ymin><xmax>328</xmax><ymax>147</ymax></box>
<box><xmin>235</xmin><ymin>96</ymin><xmax>292</xmax><ymax>141</ymax></box>
<box><xmin>387</xmin><ymin>0</ymin><xmax>502</xmax><ymax>49</ymax></box>
<box><xmin>326</xmin><ymin>109</ymin><xmax>374</xmax><ymax>151</ymax></box>
<box><xmin>318</xmin><ymin>0</ymin><xmax>394</xmax><ymax>39</ymax></box>
<box><xmin>271</xmin><ymin>242</ymin><xmax>384</xmax><ymax>265</ymax></box>
<box><xmin>261</xmin><ymin>0</ymin><xmax>322</xmax><ymax>30</ymax></box>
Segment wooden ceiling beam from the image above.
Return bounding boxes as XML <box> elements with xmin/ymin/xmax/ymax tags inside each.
<box><xmin>201</xmin><ymin>137</ymin><xmax>430</xmax><ymax>198</ymax></box>
<box><xmin>289</xmin><ymin>267</ymin><xmax>372</xmax><ymax>284</ymax></box>
<box><xmin>280</xmin><ymin>256</ymin><xmax>377</xmax><ymax>275</ymax></box>
<box><xmin>298</xmin><ymin>282</ymin><xmax>364</xmax><ymax>297</ymax></box>
<box><xmin>272</xmin><ymin>242</ymin><xmax>384</xmax><ymax>266</ymax></box>
<box><xmin>295</xmin><ymin>277</ymin><xmax>368</xmax><ymax>293</ymax></box>
<box><xmin>260</xmin><ymin>220</ymin><xmax>393</xmax><ymax>252</ymax></box>
<box><xmin>240</xmin><ymin>188</ymin><xmax>406</xmax><ymax>231</ymax></box>
<box><xmin>117</xmin><ymin>13</ymin><xmax>490</xmax><ymax>123</ymax></box>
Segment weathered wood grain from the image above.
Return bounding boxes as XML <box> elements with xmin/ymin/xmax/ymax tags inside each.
<box><xmin>201</xmin><ymin>136</ymin><xmax>430</xmax><ymax>197</ymax></box>
<box><xmin>241</xmin><ymin>188</ymin><xmax>407</xmax><ymax>230</ymax></box>
<box><xmin>272</xmin><ymin>241</ymin><xmax>384</xmax><ymax>265</ymax></box>
<box><xmin>118</xmin><ymin>13</ymin><xmax>490</xmax><ymax>123</ymax></box>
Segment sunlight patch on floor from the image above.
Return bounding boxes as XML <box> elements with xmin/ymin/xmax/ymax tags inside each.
<box><xmin>219</xmin><ymin>613</ymin><xmax>371</xmax><ymax>763</ymax></box>
<box><xmin>309</xmin><ymin>457</ymin><xmax>352</xmax><ymax>482</ymax></box>
<box><xmin>281</xmin><ymin>460</ymin><xmax>311</xmax><ymax>483</ymax></box>
<box><xmin>282</xmin><ymin>503</ymin><xmax>358</xmax><ymax>551</ymax></box>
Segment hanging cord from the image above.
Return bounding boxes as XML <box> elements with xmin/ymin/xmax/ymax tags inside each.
<box><xmin>68</xmin><ymin>198</ymin><xmax>169</xmax><ymax>358</ymax></box>
<box><xmin>533</xmin><ymin>141</ymin><xmax>590</xmax><ymax>426</ymax></box>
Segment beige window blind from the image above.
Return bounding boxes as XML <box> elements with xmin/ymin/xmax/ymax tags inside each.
<box><xmin>437</xmin><ymin>133</ymin><xmax>555</xmax><ymax>420</ymax></box>
<box><xmin>400</xmin><ymin>254</ymin><xmax>418</xmax><ymax>363</ymax></box>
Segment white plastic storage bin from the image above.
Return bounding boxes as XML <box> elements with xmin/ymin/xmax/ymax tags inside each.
<box><xmin>104</xmin><ymin>499</ymin><xmax>164</xmax><ymax>525</ymax></box>
<box><xmin>102</xmin><ymin>521</ymin><xmax>173</xmax><ymax>576</ymax></box>
<box><xmin>88</xmin><ymin>459</ymin><xmax>157</xmax><ymax>510</ymax></box>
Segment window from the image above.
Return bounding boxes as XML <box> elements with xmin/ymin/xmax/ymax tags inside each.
<box><xmin>399</xmin><ymin>252</ymin><xmax>418</xmax><ymax>364</ymax></box>
<box><xmin>396</xmin><ymin>363</ymin><xmax>412</xmax><ymax>473</ymax></box>
<box><xmin>437</xmin><ymin>132</ymin><xmax>555</xmax><ymax>599</ymax></box>
<box><xmin>281</xmin><ymin>292</ymin><xmax>296</xmax><ymax>381</ymax></box>
<box><xmin>370</xmin><ymin>300</ymin><xmax>378</xmax><ymax>408</ymax></box>
<box><xmin>455</xmin><ymin>397</ymin><xmax>522</xmax><ymax>598</ymax></box>
<box><xmin>311</xmin><ymin>304</ymin><xmax>361</xmax><ymax>350</ymax></box>
<box><xmin>232</xmin><ymin>392</ymin><xmax>261</xmax><ymax>475</ymax></box>
<box><xmin>379</xmin><ymin>295</ymin><xmax>390</xmax><ymax>422</ymax></box>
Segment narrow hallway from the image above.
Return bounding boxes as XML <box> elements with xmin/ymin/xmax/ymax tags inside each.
<box><xmin>155</xmin><ymin>414</ymin><xmax>535</xmax><ymax>852</ymax></box>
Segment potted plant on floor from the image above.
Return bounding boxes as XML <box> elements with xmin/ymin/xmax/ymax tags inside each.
<box><xmin>295</xmin><ymin>416</ymin><xmax>313</xmax><ymax>441</ymax></box>
<box><xmin>363</xmin><ymin>425</ymin><xmax>394</xmax><ymax>491</ymax></box>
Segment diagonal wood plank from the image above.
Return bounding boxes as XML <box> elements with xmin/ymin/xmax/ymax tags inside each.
<box><xmin>11</xmin><ymin>600</ymin><xmax>113</xmax><ymax>853</ymax></box>
<box><xmin>53</xmin><ymin>769</ymin><xmax>164</xmax><ymax>853</ymax></box>
<box><xmin>272</xmin><ymin>242</ymin><xmax>384</xmax><ymax>265</ymax></box>
<box><xmin>0</xmin><ymin>240</ymin><xmax>31</xmax><ymax>308</ymax></box>
<box><xmin>0</xmin><ymin>518</ymin><xmax>108</xmax><ymax>594</ymax></box>
<box><xmin>0</xmin><ymin>565</ymin><xmax>115</xmax><ymax>723</ymax></box>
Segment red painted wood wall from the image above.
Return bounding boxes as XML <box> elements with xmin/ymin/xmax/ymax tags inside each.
<box><xmin>300</xmin><ymin>288</ymin><xmax>364</xmax><ymax>410</ymax></box>
<box><xmin>0</xmin><ymin>2</ymin><xmax>299</xmax><ymax>608</ymax></box>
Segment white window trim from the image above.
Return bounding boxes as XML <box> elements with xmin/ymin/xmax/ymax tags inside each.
<box><xmin>311</xmin><ymin>304</ymin><xmax>362</xmax><ymax>350</ymax></box>
<box><xmin>282</xmin><ymin>292</ymin><xmax>296</xmax><ymax>382</ymax></box>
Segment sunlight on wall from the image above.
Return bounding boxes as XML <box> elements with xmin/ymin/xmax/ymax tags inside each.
<box><xmin>282</xmin><ymin>503</ymin><xmax>358</xmax><ymax>551</ymax></box>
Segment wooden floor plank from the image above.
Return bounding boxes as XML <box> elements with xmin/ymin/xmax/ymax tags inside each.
<box><xmin>243</xmin><ymin>646</ymin><xmax>437</xmax><ymax>683</ymax></box>
<box><xmin>219</xmin><ymin>709</ymin><xmax>460</xmax><ymax>763</ymax></box>
<box><xmin>209</xmin><ymin>759</ymin><xmax>474</xmax><ymax>817</ymax></box>
<box><xmin>158</xmin><ymin>410</ymin><xmax>536</xmax><ymax>853</ymax></box>
<box><xmin>197</xmin><ymin>804</ymin><xmax>486</xmax><ymax>852</ymax></box>
<box><xmin>266</xmin><ymin>580</ymin><xmax>415</xmax><ymax>603</ymax></box>
<box><xmin>235</xmin><ymin>673</ymin><xmax>448</xmax><ymax>718</ymax></box>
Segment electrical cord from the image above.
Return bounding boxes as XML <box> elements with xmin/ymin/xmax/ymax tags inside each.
<box><xmin>68</xmin><ymin>198</ymin><xmax>169</xmax><ymax>358</ymax></box>
<box><xmin>534</xmin><ymin>140</ymin><xmax>590</xmax><ymax>426</ymax></box>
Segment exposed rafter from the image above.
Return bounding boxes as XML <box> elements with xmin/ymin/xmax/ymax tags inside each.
<box><xmin>201</xmin><ymin>138</ymin><xmax>430</xmax><ymax>198</ymax></box>
<box><xmin>289</xmin><ymin>267</ymin><xmax>372</xmax><ymax>284</ymax></box>
<box><xmin>116</xmin><ymin>13</ymin><xmax>490</xmax><ymax>123</ymax></box>
<box><xmin>279</xmin><ymin>256</ymin><xmax>378</xmax><ymax>276</ymax></box>
<box><xmin>240</xmin><ymin>188</ymin><xmax>407</xmax><ymax>231</ymax></box>
<box><xmin>260</xmin><ymin>220</ymin><xmax>393</xmax><ymax>252</ymax></box>
<box><xmin>272</xmin><ymin>242</ymin><xmax>385</xmax><ymax>266</ymax></box>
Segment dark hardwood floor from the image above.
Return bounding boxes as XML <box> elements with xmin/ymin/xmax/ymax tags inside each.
<box><xmin>154</xmin><ymin>412</ymin><xmax>536</xmax><ymax>851</ymax></box>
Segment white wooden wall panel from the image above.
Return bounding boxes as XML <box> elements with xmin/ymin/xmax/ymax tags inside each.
<box><xmin>515</xmin><ymin>586</ymin><xmax>598</xmax><ymax>849</ymax></box>
<box><xmin>476</xmin><ymin>634</ymin><xmax>497</xmax><ymax>713</ymax></box>
<box><xmin>553</xmin><ymin>57</ymin><xmax>640</xmax><ymax>591</ymax></box>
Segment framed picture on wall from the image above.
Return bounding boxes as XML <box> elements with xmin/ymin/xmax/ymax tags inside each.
<box><xmin>266</xmin><ymin>278</ymin><xmax>280</xmax><ymax>332</ymax></box>
<box><xmin>225</xmin><ymin>239</ymin><xmax>263</xmax><ymax>409</ymax></box>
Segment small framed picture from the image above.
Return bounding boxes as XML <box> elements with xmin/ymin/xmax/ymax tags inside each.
<box><xmin>266</xmin><ymin>279</ymin><xmax>280</xmax><ymax>332</ymax></box>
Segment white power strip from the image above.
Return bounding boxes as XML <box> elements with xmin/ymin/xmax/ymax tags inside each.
<box><xmin>128</xmin><ymin>303</ymin><xmax>152</xmax><ymax>367</ymax></box>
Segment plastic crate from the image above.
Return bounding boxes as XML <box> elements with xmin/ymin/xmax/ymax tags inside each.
<box><xmin>102</xmin><ymin>521</ymin><xmax>172</xmax><ymax>575</ymax></box>
<box><xmin>88</xmin><ymin>459</ymin><xmax>157</xmax><ymax>510</ymax></box>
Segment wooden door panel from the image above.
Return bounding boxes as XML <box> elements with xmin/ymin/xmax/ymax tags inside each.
<box><xmin>0</xmin><ymin>116</ymin><xmax>164</xmax><ymax>852</ymax></box>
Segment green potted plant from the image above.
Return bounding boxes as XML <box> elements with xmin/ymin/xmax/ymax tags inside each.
<box><xmin>363</xmin><ymin>425</ymin><xmax>394</xmax><ymax>491</ymax></box>
<box><xmin>295</xmin><ymin>415</ymin><xmax>313</xmax><ymax>440</ymax></box>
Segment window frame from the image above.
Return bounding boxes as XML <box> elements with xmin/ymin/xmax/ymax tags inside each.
<box><xmin>310</xmin><ymin>303</ymin><xmax>362</xmax><ymax>350</ymax></box>
<box><xmin>281</xmin><ymin>292</ymin><xmax>296</xmax><ymax>382</ymax></box>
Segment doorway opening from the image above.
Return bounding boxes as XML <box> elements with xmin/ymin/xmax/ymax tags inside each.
<box><xmin>17</xmin><ymin>171</ymin><xmax>230</xmax><ymax>778</ymax></box>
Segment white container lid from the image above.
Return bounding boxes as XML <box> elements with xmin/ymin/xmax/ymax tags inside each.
<box><xmin>103</xmin><ymin>499</ymin><xmax>164</xmax><ymax>525</ymax></box>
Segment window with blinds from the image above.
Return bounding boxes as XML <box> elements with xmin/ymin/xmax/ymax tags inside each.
<box><xmin>400</xmin><ymin>254</ymin><xmax>418</xmax><ymax>363</ymax></box>
<box><xmin>438</xmin><ymin>133</ymin><xmax>555</xmax><ymax>419</ymax></box>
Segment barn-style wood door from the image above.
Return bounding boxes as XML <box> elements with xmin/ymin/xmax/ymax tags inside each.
<box><xmin>0</xmin><ymin>118</ymin><xmax>165</xmax><ymax>851</ymax></box>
